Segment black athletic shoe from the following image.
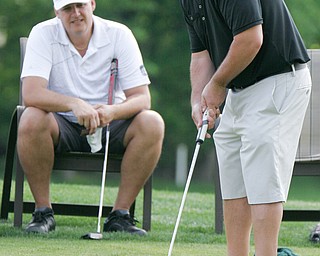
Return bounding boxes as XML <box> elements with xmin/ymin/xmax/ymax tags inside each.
<box><xmin>103</xmin><ymin>210</ymin><xmax>147</xmax><ymax>236</ymax></box>
<box><xmin>25</xmin><ymin>207</ymin><xmax>56</xmax><ymax>233</ymax></box>
<box><xmin>310</xmin><ymin>223</ymin><xmax>320</xmax><ymax>243</ymax></box>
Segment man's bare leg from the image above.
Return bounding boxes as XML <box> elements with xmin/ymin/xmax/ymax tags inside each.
<box><xmin>113</xmin><ymin>110</ymin><xmax>164</xmax><ymax>210</ymax></box>
<box><xmin>103</xmin><ymin>110</ymin><xmax>164</xmax><ymax>235</ymax></box>
<box><xmin>251</xmin><ymin>202</ymin><xmax>283</xmax><ymax>256</ymax></box>
<box><xmin>224</xmin><ymin>197</ymin><xmax>252</xmax><ymax>256</ymax></box>
<box><xmin>17</xmin><ymin>107</ymin><xmax>59</xmax><ymax>209</ymax></box>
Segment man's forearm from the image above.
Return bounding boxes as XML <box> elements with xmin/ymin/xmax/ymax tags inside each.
<box><xmin>23</xmin><ymin>85</ymin><xmax>81</xmax><ymax>113</ymax></box>
<box><xmin>112</xmin><ymin>93</ymin><xmax>151</xmax><ymax>120</ymax></box>
<box><xmin>190</xmin><ymin>51</ymin><xmax>215</xmax><ymax>107</ymax></box>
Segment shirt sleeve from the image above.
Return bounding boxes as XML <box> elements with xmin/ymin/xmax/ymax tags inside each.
<box><xmin>21</xmin><ymin>25</ymin><xmax>53</xmax><ymax>80</ymax></box>
<box><xmin>217</xmin><ymin>0</ymin><xmax>263</xmax><ymax>36</ymax></box>
<box><xmin>185</xmin><ymin>17</ymin><xmax>206</xmax><ymax>53</ymax></box>
<box><xmin>180</xmin><ymin>0</ymin><xmax>206</xmax><ymax>53</ymax></box>
<box><xmin>115</xmin><ymin>27</ymin><xmax>151</xmax><ymax>91</ymax></box>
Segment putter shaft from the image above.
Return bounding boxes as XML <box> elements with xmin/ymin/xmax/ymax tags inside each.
<box><xmin>168</xmin><ymin>143</ymin><xmax>201</xmax><ymax>256</ymax></box>
<box><xmin>97</xmin><ymin>125</ymin><xmax>110</xmax><ymax>234</ymax></box>
<box><xmin>168</xmin><ymin>110</ymin><xmax>209</xmax><ymax>256</ymax></box>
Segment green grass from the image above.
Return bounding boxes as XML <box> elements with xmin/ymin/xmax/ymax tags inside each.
<box><xmin>0</xmin><ymin>176</ymin><xmax>319</xmax><ymax>256</ymax></box>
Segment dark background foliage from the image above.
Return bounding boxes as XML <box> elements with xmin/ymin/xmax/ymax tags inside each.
<box><xmin>0</xmin><ymin>0</ymin><xmax>319</xmax><ymax>180</ymax></box>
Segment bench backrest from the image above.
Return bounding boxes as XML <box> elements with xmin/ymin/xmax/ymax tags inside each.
<box><xmin>296</xmin><ymin>49</ymin><xmax>320</xmax><ymax>161</ymax></box>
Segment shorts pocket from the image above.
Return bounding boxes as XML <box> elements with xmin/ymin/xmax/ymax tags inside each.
<box><xmin>271</xmin><ymin>81</ymin><xmax>287</xmax><ymax>114</ymax></box>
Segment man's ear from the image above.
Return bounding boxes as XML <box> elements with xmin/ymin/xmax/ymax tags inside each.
<box><xmin>91</xmin><ymin>0</ymin><xmax>96</xmax><ymax>12</ymax></box>
<box><xmin>54</xmin><ymin>9</ymin><xmax>59</xmax><ymax>18</ymax></box>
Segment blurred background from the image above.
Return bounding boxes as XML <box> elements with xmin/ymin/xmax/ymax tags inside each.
<box><xmin>0</xmin><ymin>0</ymin><xmax>319</xmax><ymax>185</ymax></box>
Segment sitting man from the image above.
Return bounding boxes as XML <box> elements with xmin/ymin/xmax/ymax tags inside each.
<box><xmin>17</xmin><ymin>0</ymin><xmax>164</xmax><ymax>235</ymax></box>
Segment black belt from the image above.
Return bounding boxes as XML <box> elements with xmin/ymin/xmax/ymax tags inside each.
<box><xmin>231</xmin><ymin>62</ymin><xmax>308</xmax><ymax>92</ymax></box>
<box><xmin>281</xmin><ymin>62</ymin><xmax>308</xmax><ymax>73</ymax></box>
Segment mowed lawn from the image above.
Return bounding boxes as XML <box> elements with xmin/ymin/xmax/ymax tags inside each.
<box><xmin>0</xmin><ymin>170</ymin><xmax>319</xmax><ymax>255</ymax></box>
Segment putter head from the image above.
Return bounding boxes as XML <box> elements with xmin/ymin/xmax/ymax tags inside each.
<box><xmin>81</xmin><ymin>232</ymin><xmax>103</xmax><ymax>240</ymax></box>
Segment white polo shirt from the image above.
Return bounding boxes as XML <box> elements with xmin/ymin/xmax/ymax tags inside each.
<box><xmin>21</xmin><ymin>15</ymin><xmax>150</xmax><ymax>122</ymax></box>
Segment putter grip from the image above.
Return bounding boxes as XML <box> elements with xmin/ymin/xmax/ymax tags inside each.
<box><xmin>196</xmin><ymin>110</ymin><xmax>209</xmax><ymax>144</ymax></box>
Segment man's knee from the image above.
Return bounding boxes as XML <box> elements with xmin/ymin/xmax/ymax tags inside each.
<box><xmin>126</xmin><ymin>110</ymin><xmax>164</xmax><ymax>146</ymax></box>
<box><xmin>18</xmin><ymin>107</ymin><xmax>57</xmax><ymax>136</ymax></box>
<box><xmin>134</xmin><ymin>110</ymin><xmax>164</xmax><ymax>137</ymax></box>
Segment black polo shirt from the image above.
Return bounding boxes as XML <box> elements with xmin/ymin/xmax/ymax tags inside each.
<box><xmin>180</xmin><ymin>0</ymin><xmax>310</xmax><ymax>89</ymax></box>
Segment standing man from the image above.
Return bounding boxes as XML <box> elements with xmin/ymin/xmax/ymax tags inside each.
<box><xmin>18</xmin><ymin>0</ymin><xmax>164</xmax><ymax>235</ymax></box>
<box><xmin>180</xmin><ymin>0</ymin><xmax>311</xmax><ymax>255</ymax></box>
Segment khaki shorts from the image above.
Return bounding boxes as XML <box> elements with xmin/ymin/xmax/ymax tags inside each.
<box><xmin>213</xmin><ymin>67</ymin><xmax>312</xmax><ymax>204</ymax></box>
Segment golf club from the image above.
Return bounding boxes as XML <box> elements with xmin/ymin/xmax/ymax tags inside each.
<box><xmin>168</xmin><ymin>109</ymin><xmax>209</xmax><ymax>256</ymax></box>
<box><xmin>81</xmin><ymin>59</ymin><xmax>118</xmax><ymax>240</ymax></box>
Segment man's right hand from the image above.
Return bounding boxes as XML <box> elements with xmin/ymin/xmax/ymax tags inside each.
<box><xmin>192</xmin><ymin>104</ymin><xmax>220</xmax><ymax>139</ymax></box>
<box><xmin>72</xmin><ymin>99</ymin><xmax>100</xmax><ymax>135</ymax></box>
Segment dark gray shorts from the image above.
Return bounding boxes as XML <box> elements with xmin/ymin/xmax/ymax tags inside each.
<box><xmin>54</xmin><ymin>113</ymin><xmax>133</xmax><ymax>154</ymax></box>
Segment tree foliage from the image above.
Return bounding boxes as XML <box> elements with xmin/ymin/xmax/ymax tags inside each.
<box><xmin>0</xmin><ymin>0</ymin><xmax>319</xmax><ymax>178</ymax></box>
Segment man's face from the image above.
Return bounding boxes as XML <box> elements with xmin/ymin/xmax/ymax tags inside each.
<box><xmin>55</xmin><ymin>1</ymin><xmax>96</xmax><ymax>39</ymax></box>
